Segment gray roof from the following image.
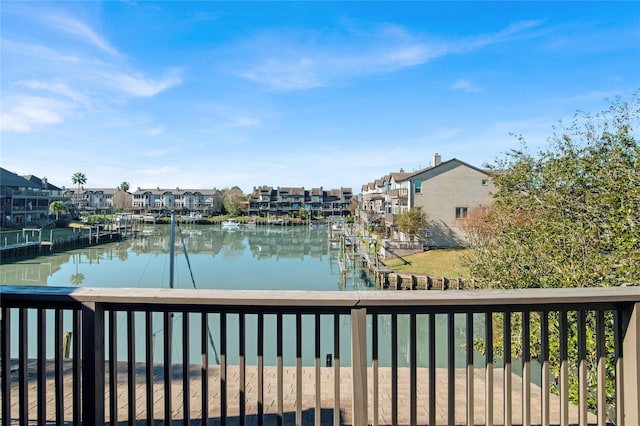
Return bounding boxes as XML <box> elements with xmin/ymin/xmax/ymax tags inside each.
<box><xmin>406</xmin><ymin>158</ymin><xmax>491</xmax><ymax>181</ymax></box>
<box><xmin>22</xmin><ymin>175</ymin><xmax>62</xmax><ymax>191</ymax></box>
<box><xmin>1</xmin><ymin>168</ymin><xmax>39</xmax><ymax>188</ymax></box>
<box><xmin>132</xmin><ymin>188</ymin><xmax>220</xmax><ymax>196</ymax></box>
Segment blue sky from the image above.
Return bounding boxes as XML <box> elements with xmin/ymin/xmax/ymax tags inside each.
<box><xmin>1</xmin><ymin>1</ymin><xmax>639</xmax><ymax>193</ymax></box>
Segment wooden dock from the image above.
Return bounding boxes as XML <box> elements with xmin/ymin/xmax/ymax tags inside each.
<box><xmin>0</xmin><ymin>231</ymin><xmax>122</xmax><ymax>261</ymax></box>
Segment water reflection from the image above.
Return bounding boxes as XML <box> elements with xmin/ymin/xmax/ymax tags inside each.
<box><xmin>0</xmin><ymin>224</ymin><xmax>372</xmax><ymax>290</ymax></box>
<box><xmin>2</xmin><ymin>225</ymin><xmax>491</xmax><ymax>369</ymax></box>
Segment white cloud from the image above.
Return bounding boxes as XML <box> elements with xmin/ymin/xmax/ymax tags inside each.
<box><xmin>233</xmin><ymin>19</ymin><xmax>545</xmax><ymax>91</ymax></box>
<box><xmin>450</xmin><ymin>79</ymin><xmax>482</xmax><ymax>93</ymax></box>
<box><xmin>238</xmin><ymin>57</ymin><xmax>323</xmax><ymax>90</ymax></box>
<box><xmin>464</xmin><ymin>19</ymin><xmax>546</xmax><ymax>51</ymax></box>
<box><xmin>146</xmin><ymin>126</ymin><xmax>166</xmax><ymax>136</ymax></box>
<box><xmin>41</xmin><ymin>12</ymin><xmax>121</xmax><ymax>57</ymax></box>
<box><xmin>1</xmin><ymin>39</ymin><xmax>83</xmax><ymax>64</ymax></box>
<box><xmin>17</xmin><ymin>80</ymin><xmax>91</xmax><ymax>107</ymax></box>
<box><xmin>105</xmin><ymin>71</ymin><xmax>183</xmax><ymax>97</ymax></box>
<box><xmin>0</xmin><ymin>95</ymin><xmax>73</xmax><ymax>132</ymax></box>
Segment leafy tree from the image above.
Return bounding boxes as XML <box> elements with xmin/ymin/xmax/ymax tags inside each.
<box><xmin>395</xmin><ymin>208</ymin><xmax>427</xmax><ymax>240</ymax></box>
<box><xmin>464</xmin><ymin>93</ymin><xmax>639</xmax><ymax>417</ymax></box>
<box><xmin>465</xmin><ymin>93</ymin><xmax>639</xmax><ymax>288</ymax></box>
<box><xmin>222</xmin><ymin>186</ymin><xmax>247</xmax><ymax>216</ymax></box>
<box><xmin>119</xmin><ymin>181</ymin><xmax>130</xmax><ymax>192</ymax></box>
<box><xmin>49</xmin><ymin>200</ymin><xmax>67</xmax><ymax>220</ymax></box>
<box><xmin>71</xmin><ymin>172</ymin><xmax>87</xmax><ymax>206</ymax></box>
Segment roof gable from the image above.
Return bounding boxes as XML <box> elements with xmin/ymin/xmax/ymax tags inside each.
<box><xmin>407</xmin><ymin>158</ymin><xmax>490</xmax><ymax>181</ymax></box>
<box><xmin>1</xmin><ymin>168</ymin><xmax>39</xmax><ymax>188</ymax></box>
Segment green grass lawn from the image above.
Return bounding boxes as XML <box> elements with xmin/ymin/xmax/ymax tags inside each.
<box><xmin>384</xmin><ymin>248</ymin><xmax>471</xmax><ymax>278</ymax></box>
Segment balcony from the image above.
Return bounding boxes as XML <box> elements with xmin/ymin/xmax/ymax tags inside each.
<box><xmin>7</xmin><ymin>190</ymin><xmax>53</xmax><ymax>198</ymax></box>
<box><xmin>388</xmin><ymin>188</ymin><xmax>409</xmax><ymax>199</ymax></box>
<box><xmin>1</xmin><ymin>286</ymin><xmax>639</xmax><ymax>425</ymax></box>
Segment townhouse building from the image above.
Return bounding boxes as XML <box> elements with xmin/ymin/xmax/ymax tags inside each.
<box><xmin>63</xmin><ymin>188</ymin><xmax>132</xmax><ymax>215</ymax></box>
<box><xmin>248</xmin><ymin>186</ymin><xmax>353</xmax><ymax>218</ymax></box>
<box><xmin>0</xmin><ymin>167</ymin><xmax>65</xmax><ymax>227</ymax></box>
<box><xmin>359</xmin><ymin>154</ymin><xmax>495</xmax><ymax>247</ymax></box>
<box><xmin>131</xmin><ymin>188</ymin><xmax>223</xmax><ymax>216</ymax></box>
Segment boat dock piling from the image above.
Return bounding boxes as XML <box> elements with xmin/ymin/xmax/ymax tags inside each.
<box><xmin>331</xmin><ymin>227</ymin><xmax>472</xmax><ymax>290</ymax></box>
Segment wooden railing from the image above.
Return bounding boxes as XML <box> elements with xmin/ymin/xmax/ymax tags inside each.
<box><xmin>1</xmin><ymin>286</ymin><xmax>639</xmax><ymax>425</ymax></box>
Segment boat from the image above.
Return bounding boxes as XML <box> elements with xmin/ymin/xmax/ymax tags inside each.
<box><xmin>221</xmin><ymin>219</ymin><xmax>241</xmax><ymax>230</ymax></box>
<box><xmin>181</xmin><ymin>213</ymin><xmax>203</xmax><ymax>221</ymax></box>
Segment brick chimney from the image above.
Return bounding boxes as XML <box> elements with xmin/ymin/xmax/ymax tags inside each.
<box><xmin>433</xmin><ymin>153</ymin><xmax>442</xmax><ymax>166</ymax></box>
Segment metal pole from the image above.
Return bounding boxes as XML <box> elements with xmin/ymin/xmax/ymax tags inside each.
<box><xmin>169</xmin><ymin>211</ymin><xmax>175</xmax><ymax>289</ymax></box>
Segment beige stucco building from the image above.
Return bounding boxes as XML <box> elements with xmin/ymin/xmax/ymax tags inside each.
<box><xmin>359</xmin><ymin>154</ymin><xmax>495</xmax><ymax>247</ymax></box>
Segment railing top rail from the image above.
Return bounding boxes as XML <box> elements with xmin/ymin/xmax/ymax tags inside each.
<box><xmin>1</xmin><ymin>285</ymin><xmax>639</xmax><ymax>310</ymax></box>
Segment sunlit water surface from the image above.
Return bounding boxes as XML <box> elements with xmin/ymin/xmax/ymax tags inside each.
<box><xmin>2</xmin><ymin>224</ymin><xmax>496</xmax><ymax>370</ymax></box>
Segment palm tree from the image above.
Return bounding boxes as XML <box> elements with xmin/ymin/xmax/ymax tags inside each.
<box><xmin>71</xmin><ymin>172</ymin><xmax>87</xmax><ymax>209</ymax></box>
<box><xmin>70</xmin><ymin>273</ymin><xmax>85</xmax><ymax>286</ymax></box>
<box><xmin>119</xmin><ymin>181</ymin><xmax>130</xmax><ymax>192</ymax></box>
<box><xmin>49</xmin><ymin>200</ymin><xmax>67</xmax><ymax>220</ymax></box>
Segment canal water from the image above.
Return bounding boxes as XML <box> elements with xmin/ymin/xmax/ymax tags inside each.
<box><xmin>1</xmin><ymin>224</ymin><xmax>480</xmax><ymax>369</ymax></box>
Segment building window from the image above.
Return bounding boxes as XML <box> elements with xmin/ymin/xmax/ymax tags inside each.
<box><xmin>481</xmin><ymin>179</ymin><xmax>488</xmax><ymax>186</ymax></box>
<box><xmin>455</xmin><ymin>207</ymin><xmax>468</xmax><ymax>219</ymax></box>
<box><xmin>414</xmin><ymin>180</ymin><xmax>422</xmax><ymax>194</ymax></box>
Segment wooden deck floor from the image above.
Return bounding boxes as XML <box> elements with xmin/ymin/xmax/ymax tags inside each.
<box><xmin>3</xmin><ymin>361</ymin><xmax>597</xmax><ymax>425</ymax></box>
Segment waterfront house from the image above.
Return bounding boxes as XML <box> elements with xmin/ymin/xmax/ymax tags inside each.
<box><xmin>63</xmin><ymin>187</ymin><xmax>133</xmax><ymax>215</ymax></box>
<box><xmin>131</xmin><ymin>187</ymin><xmax>223</xmax><ymax>216</ymax></box>
<box><xmin>247</xmin><ymin>186</ymin><xmax>353</xmax><ymax>218</ymax></box>
<box><xmin>358</xmin><ymin>154</ymin><xmax>495</xmax><ymax>247</ymax></box>
<box><xmin>0</xmin><ymin>167</ymin><xmax>65</xmax><ymax>227</ymax></box>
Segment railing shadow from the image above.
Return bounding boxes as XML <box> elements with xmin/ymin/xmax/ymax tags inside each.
<box><xmin>108</xmin><ymin>408</ymin><xmax>342</xmax><ymax>425</ymax></box>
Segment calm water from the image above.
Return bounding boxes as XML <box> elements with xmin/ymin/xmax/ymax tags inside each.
<box><xmin>1</xmin><ymin>224</ymin><xmax>479</xmax><ymax>368</ymax></box>
<box><xmin>0</xmin><ymin>224</ymin><xmax>372</xmax><ymax>290</ymax></box>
